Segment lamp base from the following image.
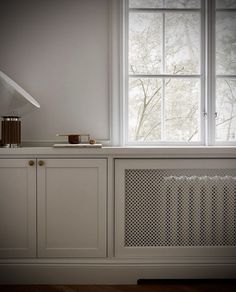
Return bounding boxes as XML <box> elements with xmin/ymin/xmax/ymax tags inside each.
<box><xmin>1</xmin><ymin>117</ymin><xmax>21</xmax><ymax>148</ymax></box>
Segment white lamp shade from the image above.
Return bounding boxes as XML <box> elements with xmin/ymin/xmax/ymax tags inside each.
<box><xmin>0</xmin><ymin>71</ymin><xmax>40</xmax><ymax>117</ymax></box>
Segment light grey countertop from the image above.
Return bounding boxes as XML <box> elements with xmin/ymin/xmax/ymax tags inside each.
<box><xmin>0</xmin><ymin>146</ymin><xmax>236</xmax><ymax>158</ymax></box>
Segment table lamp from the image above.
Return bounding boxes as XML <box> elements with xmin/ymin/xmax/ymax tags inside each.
<box><xmin>0</xmin><ymin>71</ymin><xmax>40</xmax><ymax>147</ymax></box>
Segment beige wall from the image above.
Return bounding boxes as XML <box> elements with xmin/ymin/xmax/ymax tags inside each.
<box><xmin>0</xmin><ymin>0</ymin><xmax>110</xmax><ymax>143</ymax></box>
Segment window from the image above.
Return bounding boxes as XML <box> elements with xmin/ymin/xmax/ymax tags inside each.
<box><xmin>215</xmin><ymin>0</ymin><xmax>236</xmax><ymax>142</ymax></box>
<box><xmin>123</xmin><ymin>0</ymin><xmax>236</xmax><ymax>145</ymax></box>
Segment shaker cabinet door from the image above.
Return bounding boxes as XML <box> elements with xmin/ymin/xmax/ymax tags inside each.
<box><xmin>0</xmin><ymin>159</ymin><xmax>36</xmax><ymax>258</ymax></box>
<box><xmin>37</xmin><ymin>159</ymin><xmax>107</xmax><ymax>258</ymax></box>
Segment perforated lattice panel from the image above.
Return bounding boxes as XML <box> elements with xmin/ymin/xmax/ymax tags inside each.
<box><xmin>125</xmin><ymin>169</ymin><xmax>236</xmax><ymax>247</ymax></box>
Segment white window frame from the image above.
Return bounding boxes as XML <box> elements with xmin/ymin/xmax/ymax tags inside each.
<box><xmin>119</xmin><ymin>0</ymin><xmax>236</xmax><ymax>146</ymax></box>
<box><xmin>212</xmin><ymin>1</ymin><xmax>236</xmax><ymax>146</ymax></box>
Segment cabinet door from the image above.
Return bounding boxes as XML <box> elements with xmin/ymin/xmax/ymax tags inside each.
<box><xmin>115</xmin><ymin>159</ymin><xmax>236</xmax><ymax>259</ymax></box>
<box><xmin>0</xmin><ymin>159</ymin><xmax>36</xmax><ymax>258</ymax></box>
<box><xmin>37</xmin><ymin>159</ymin><xmax>106</xmax><ymax>258</ymax></box>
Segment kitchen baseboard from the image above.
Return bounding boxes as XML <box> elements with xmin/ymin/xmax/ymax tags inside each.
<box><xmin>0</xmin><ymin>263</ymin><xmax>236</xmax><ymax>284</ymax></box>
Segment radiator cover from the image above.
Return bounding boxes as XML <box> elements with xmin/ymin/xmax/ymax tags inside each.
<box><xmin>125</xmin><ymin>168</ymin><xmax>236</xmax><ymax>248</ymax></box>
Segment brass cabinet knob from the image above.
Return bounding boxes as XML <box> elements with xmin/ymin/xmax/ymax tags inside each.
<box><xmin>28</xmin><ymin>160</ymin><xmax>35</xmax><ymax>166</ymax></box>
<box><xmin>38</xmin><ymin>160</ymin><xmax>45</xmax><ymax>166</ymax></box>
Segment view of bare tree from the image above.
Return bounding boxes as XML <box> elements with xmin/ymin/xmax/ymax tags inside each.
<box><xmin>128</xmin><ymin>0</ymin><xmax>236</xmax><ymax>143</ymax></box>
<box><xmin>216</xmin><ymin>9</ymin><xmax>236</xmax><ymax>141</ymax></box>
<box><xmin>128</xmin><ymin>3</ymin><xmax>200</xmax><ymax>142</ymax></box>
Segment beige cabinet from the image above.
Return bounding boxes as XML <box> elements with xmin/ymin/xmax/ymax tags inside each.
<box><xmin>37</xmin><ymin>159</ymin><xmax>107</xmax><ymax>258</ymax></box>
<box><xmin>0</xmin><ymin>159</ymin><xmax>36</xmax><ymax>258</ymax></box>
<box><xmin>0</xmin><ymin>158</ymin><xmax>107</xmax><ymax>259</ymax></box>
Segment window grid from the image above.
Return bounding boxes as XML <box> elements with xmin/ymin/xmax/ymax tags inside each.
<box><xmin>124</xmin><ymin>0</ymin><xmax>236</xmax><ymax>146</ymax></box>
<box><xmin>214</xmin><ymin>5</ymin><xmax>236</xmax><ymax>144</ymax></box>
<box><xmin>126</xmin><ymin>1</ymin><xmax>204</xmax><ymax>145</ymax></box>
<box><xmin>161</xmin><ymin>12</ymin><xmax>165</xmax><ymax>141</ymax></box>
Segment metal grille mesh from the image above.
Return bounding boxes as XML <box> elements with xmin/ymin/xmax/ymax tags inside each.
<box><xmin>125</xmin><ymin>169</ymin><xmax>236</xmax><ymax>247</ymax></box>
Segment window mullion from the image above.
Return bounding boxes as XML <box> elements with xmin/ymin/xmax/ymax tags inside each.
<box><xmin>161</xmin><ymin>12</ymin><xmax>166</xmax><ymax>141</ymax></box>
<box><xmin>200</xmin><ymin>0</ymin><xmax>206</xmax><ymax>145</ymax></box>
<box><xmin>206</xmin><ymin>0</ymin><xmax>216</xmax><ymax>145</ymax></box>
<box><xmin>124</xmin><ymin>0</ymin><xmax>129</xmax><ymax>145</ymax></box>
<box><xmin>216</xmin><ymin>75</ymin><xmax>236</xmax><ymax>78</ymax></box>
<box><xmin>129</xmin><ymin>8</ymin><xmax>201</xmax><ymax>13</ymax></box>
<box><xmin>129</xmin><ymin>74</ymin><xmax>201</xmax><ymax>78</ymax></box>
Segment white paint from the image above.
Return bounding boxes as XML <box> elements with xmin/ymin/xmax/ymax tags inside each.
<box><xmin>37</xmin><ymin>159</ymin><xmax>107</xmax><ymax>258</ymax></box>
<box><xmin>0</xmin><ymin>153</ymin><xmax>236</xmax><ymax>283</ymax></box>
<box><xmin>115</xmin><ymin>158</ymin><xmax>236</xmax><ymax>258</ymax></box>
<box><xmin>0</xmin><ymin>159</ymin><xmax>36</xmax><ymax>258</ymax></box>
<box><xmin>0</xmin><ymin>0</ymin><xmax>110</xmax><ymax>142</ymax></box>
<box><xmin>0</xmin><ymin>146</ymin><xmax>236</xmax><ymax>158</ymax></box>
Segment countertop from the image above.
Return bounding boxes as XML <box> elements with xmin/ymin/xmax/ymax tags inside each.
<box><xmin>0</xmin><ymin>146</ymin><xmax>236</xmax><ymax>158</ymax></box>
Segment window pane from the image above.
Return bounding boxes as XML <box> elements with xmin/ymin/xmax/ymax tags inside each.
<box><xmin>129</xmin><ymin>0</ymin><xmax>200</xmax><ymax>9</ymax></box>
<box><xmin>216</xmin><ymin>12</ymin><xmax>236</xmax><ymax>75</ymax></box>
<box><xmin>165</xmin><ymin>0</ymin><xmax>200</xmax><ymax>9</ymax></box>
<box><xmin>216</xmin><ymin>0</ymin><xmax>236</xmax><ymax>9</ymax></box>
<box><xmin>129</xmin><ymin>13</ymin><xmax>162</xmax><ymax>75</ymax></box>
<box><xmin>165</xmin><ymin>79</ymin><xmax>200</xmax><ymax>142</ymax></box>
<box><xmin>129</xmin><ymin>0</ymin><xmax>163</xmax><ymax>8</ymax></box>
<box><xmin>216</xmin><ymin>79</ymin><xmax>236</xmax><ymax>141</ymax></box>
<box><xmin>128</xmin><ymin>78</ymin><xmax>162</xmax><ymax>142</ymax></box>
<box><xmin>165</xmin><ymin>13</ymin><xmax>200</xmax><ymax>74</ymax></box>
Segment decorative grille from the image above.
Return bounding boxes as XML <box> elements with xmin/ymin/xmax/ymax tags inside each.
<box><xmin>125</xmin><ymin>169</ymin><xmax>236</xmax><ymax>247</ymax></box>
